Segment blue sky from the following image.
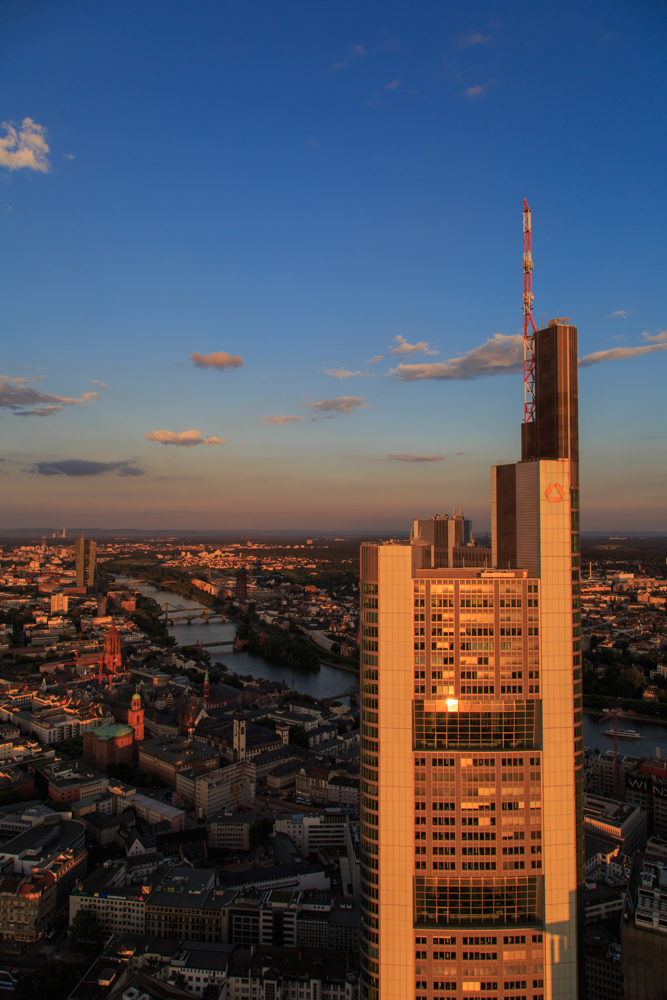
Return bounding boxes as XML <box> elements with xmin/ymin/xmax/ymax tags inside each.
<box><xmin>1</xmin><ymin>0</ymin><xmax>665</xmax><ymax>530</ymax></box>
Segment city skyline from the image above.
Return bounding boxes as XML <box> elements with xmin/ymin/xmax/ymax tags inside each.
<box><xmin>1</xmin><ymin>1</ymin><xmax>666</xmax><ymax>531</ymax></box>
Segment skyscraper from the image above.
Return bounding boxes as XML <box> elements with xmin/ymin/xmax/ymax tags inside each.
<box><xmin>359</xmin><ymin>320</ymin><xmax>582</xmax><ymax>1000</ymax></box>
<box><xmin>74</xmin><ymin>536</ymin><xmax>97</xmax><ymax>589</ymax></box>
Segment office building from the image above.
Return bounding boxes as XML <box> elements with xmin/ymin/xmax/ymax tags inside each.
<box><xmin>50</xmin><ymin>593</ymin><xmax>68</xmax><ymax>614</ymax></box>
<box><xmin>621</xmin><ymin>852</ymin><xmax>667</xmax><ymax>998</ymax></box>
<box><xmin>74</xmin><ymin>536</ymin><xmax>97</xmax><ymax>589</ymax></box>
<box><xmin>359</xmin><ymin>320</ymin><xmax>582</xmax><ymax>1000</ymax></box>
<box><xmin>412</xmin><ymin>511</ymin><xmax>491</xmax><ymax>569</ymax></box>
<box><xmin>69</xmin><ymin>860</ymin><xmax>150</xmax><ymax>935</ymax></box>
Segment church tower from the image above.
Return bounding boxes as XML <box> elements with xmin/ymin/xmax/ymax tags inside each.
<box><xmin>103</xmin><ymin>622</ymin><xmax>123</xmax><ymax>675</ymax></box>
<box><xmin>128</xmin><ymin>689</ymin><xmax>144</xmax><ymax>742</ymax></box>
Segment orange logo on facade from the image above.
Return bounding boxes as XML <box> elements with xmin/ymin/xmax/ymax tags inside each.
<box><xmin>545</xmin><ymin>482</ymin><xmax>564</xmax><ymax>503</ymax></box>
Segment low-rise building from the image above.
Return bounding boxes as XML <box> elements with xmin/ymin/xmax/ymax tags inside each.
<box><xmin>585</xmin><ymin>882</ymin><xmax>626</xmax><ymax>925</ymax></box>
<box><xmin>0</xmin><ymin>765</ymin><xmax>34</xmax><ymax>799</ymax></box>
<box><xmin>622</xmin><ymin>852</ymin><xmax>667</xmax><ymax>998</ymax></box>
<box><xmin>132</xmin><ymin>793</ymin><xmax>186</xmax><ymax>832</ymax></box>
<box><xmin>586</xmin><ymin>924</ymin><xmax>623</xmax><ymax>1000</ymax></box>
<box><xmin>167</xmin><ymin>940</ymin><xmax>236</xmax><ymax>996</ymax></box>
<box><xmin>138</xmin><ymin>736</ymin><xmax>219</xmax><ymax>786</ymax></box>
<box><xmin>0</xmin><ymin>871</ymin><xmax>56</xmax><ymax>942</ymax></box>
<box><xmin>176</xmin><ymin>762</ymin><xmax>254</xmax><ymax>818</ymax></box>
<box><xmin>0</xmin><ymin>803</ymin><xmax>59</xmax><ymax>838</ymax></box>
<box><xmin>274</xmin><ymin>811</ymin><xmax>349</xmax><ymax>856</ymax></box>
<box><xmin>144</xmin><ymin>867</ymin><xmax>233</xmax><ymax>942</ymax></box>
<box><xmin>584</xmin><ymin>794</ymin><xmax>647</xmax><ymax>855</ymax></box>
<box><xmin>226</xmin><ymin>946</ymin><xmax>359</xmax><ymax>1000</ymax></box>
<box><xmin>69</xmin><ymin>860</ymin><xmax>152</xmax><ymax>935</ymax></box>
<box><xmin>46</xmin><ymin>762</ymin><xmax>109</xmax><ymax>803</ymax></box>
<box><xmin>220</xmin><ymin>862</ymin><xmax>329</xmax><ymax>894</ymax></box>
<box><xmin>84</xmin><ymin>809</ymin><xmax>136</xmax><ymax>847</ymax></box>
<box><xmin>0</xmin><ymin>817</ymin><xmax>87</xmax><ymax>909</ymax></box>
<box><xmin>208</xmin><ymin>811</ymin><xmax>252</xmax><ymax>852</ymax></box>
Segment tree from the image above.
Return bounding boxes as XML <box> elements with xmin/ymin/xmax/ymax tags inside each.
<box><xmin>68</xmin><ymin>909</ymin><xmax>106</xmax><ymax>954</ymax></box>
<box><xmin>14</xmin><ymin>962</ymin><xmax>81</xmax><ymax>1000</ymax></box>
<box><xmin>289</xmin><ymin>726</ymin><xmax>310</xmax><ymax>749</ymax></box>
<box><xmin>249</xmin><ymin>818</ymin><xmax>273</xmax><ymax>849</ymax></box>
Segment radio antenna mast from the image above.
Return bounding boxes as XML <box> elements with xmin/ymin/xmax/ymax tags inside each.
<box><xmin>523</xmin><ymin>198</ymin><xmax>537</xmax><ymax>423</ymax></box>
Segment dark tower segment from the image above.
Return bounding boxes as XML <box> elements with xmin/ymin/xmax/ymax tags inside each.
<box><xmin>521</xmin><ymin>320</ymin><xmax>579</xmax><ymax>486</ymax></box>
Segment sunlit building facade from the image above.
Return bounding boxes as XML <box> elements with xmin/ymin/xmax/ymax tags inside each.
<box><xmin>359</xmin><ymin>321</ymin><xmax>583</xmax><ymax>1000</ymax></box>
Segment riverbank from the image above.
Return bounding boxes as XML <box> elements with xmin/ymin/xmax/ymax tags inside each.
<box><xmin>121</xmin><ymin>579</ymin><xmax>359</xmax><ymax>700</ymax></box>
<box><xmin>584</xmin><ymin>707</ymin><xmax>667</xmax><ymax>727</ymax></box>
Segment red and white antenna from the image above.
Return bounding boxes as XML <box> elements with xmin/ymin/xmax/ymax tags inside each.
<box><xmin>523</xmin><ymin>198</ymin><xmax>537</xmax><ymax>423</ymax></box>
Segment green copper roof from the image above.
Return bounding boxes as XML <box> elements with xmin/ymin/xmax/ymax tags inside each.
<box><xmin>91</xmin><ymin>723</ymin><xmax>134</xmax><ymax>741</ymax></box>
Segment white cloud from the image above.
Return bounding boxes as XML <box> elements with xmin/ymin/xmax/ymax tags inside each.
<box><xmin>368</xmin><ymin>336</ymin><xmax>439</xmax><ymax>364</ymax></box>
<box><xmin>90</xmin><ymin>380</ymin><xmax>111</xmax><ymax>389</ymax></box>
<box><xmin>388</xmin><ymin>335</ymin><xmax>438</xmax><ymax>358</ymax></box>
<box><xmin>308</xmin><ymin>396</ymin><xmax>371</xmax><ymax>415</ymax></box>
<box><xmin>64</xmin><ymin>153</ymin><xmax>75</xmax><ymax>160</ymax></box>
<box><xmin>325</xmin><ymin>368</ymin><xmax>364</xmax><ymax>379</ymax></box>
<box><xmin>391</xmin><ymin>329</ymin><xmax>667</xmax><ymax>381</ymax></box>
<box><xmin>390</xmin><ymin>333</ymin><xmax>523</xmax><ymax>381</ymax></box>
<box><xmin>385</xmin><ymin>79</ymin><xmax>400</xmax><ymax>91</ymax></box>
<box><xmin>465</xmin><ymin>84</ymin><xmax>485</xmax><ymax>99</ymax></box>
<box><xmin>386</xmin><ymin>454</ymin><xmax>445</xmax><ymax>463</ymax></box>
<box><xmin>579</xmin><ymin>332</ymin><xmax>667</xmax><ymax>367</ymax></box>
<box><xmin>607</xmin><ymin>310</ymin><xmax>629</xmax><ymax>319</ymax></box>
<box><xmin>0</xmin><ymin>118</ymin><xmax>50</xmax><ymax>172</ymax></box>
<box><xmin>262</xmin><ymin>415</ymin><xmax>305</xmax><ymax>425</ymax></box>
<box><xmin>190</xmin><ymin>351</ymin><xmax>244</xmax><ymax>370</ymax></box>
<box><xmin>350</xmin><ymin>44</ymin><xmax>366</xmax><ymax>56</ymax></box>
<box><xmin>457</xmin><ymin>31</ymin><xmax>492</xmax><ymax>47</ymax></box>
<box><xmin>145</xmin><ymin>429</ymin><xmax>226</xmax><ymax>447</ymax></box>
<box><xmin>331</xmin><ymin>62</ymin><xmax>347</xmax><ymax>71</ymax></box>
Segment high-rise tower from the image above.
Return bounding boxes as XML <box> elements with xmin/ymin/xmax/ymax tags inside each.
<box><xmin>75</xmin><ymin>536</ymin><xmax>97</xmax><ymax>589</ymax></box>
<box><xmin>359</xmin><ymin>321</ymin><xmax>581</xmax><ymax>1000</ymax></box>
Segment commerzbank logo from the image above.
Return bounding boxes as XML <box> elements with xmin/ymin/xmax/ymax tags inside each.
<box><xmin>544</xmin><ymin>483</ymin><xmax>565</xmax><ymax>503</ymax></box>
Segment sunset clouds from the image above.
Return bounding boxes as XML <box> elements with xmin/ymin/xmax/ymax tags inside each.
<box><xmin>0</xmin><ymin>377</ymin><xmax>98</xmax><ymax>416</ymax></box>
<box><xmin>28</xmin><ymin>460</ymin><xmax>143</xmax><ymax>477</ymax></box>
<box><xmin>145</xmin><ymin>429</ymin><xmax>227</xmax><ymax>446</ymax></box>
<box><xmin>308</xmin><ymin>397</ymin><xmax>371</xmax><ymax>415</ymax></box>
<box><xmin>579</xmin><ymin>332</ymin><xmax>667</xmax><ymax>367</ymax></box>
<box><xmin>391</xmin><ymin>334</ymin><xmax>523</xmax><ymax>381</ymax></box>
<box><xmin>262</xmin><ymin>415</ymin><xmax>305</xmax><ymax>425</ymax></box>
<box><xmin>190</xmin><ymin>351</ymin><xmax>244</xmax><ymax>370</ymax></box>
<box><xmin>0</xmin><ymin>118</ymin><xmax>50</xmax><ymax>172</ymax></box>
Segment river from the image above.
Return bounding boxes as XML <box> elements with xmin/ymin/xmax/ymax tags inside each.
<box><xmin>121</xmin><ymin>580</ymin><xmax>358</xmax><ymax>701</ymax></box>
<box><xmin>119</xmin><ymin>579</ymin><xmax>667</xmax><ymax>752</ymax></box>
<box><xmin>583</xmin><ymin>712</ymin><xmax>667</xmax><ymax>759</ymax></box>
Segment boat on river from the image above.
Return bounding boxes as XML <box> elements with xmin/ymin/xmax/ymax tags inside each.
<box><xmin>602</xmin><ymin>728</ymin><xmax>641</xmax><ymax>739</ymax></box>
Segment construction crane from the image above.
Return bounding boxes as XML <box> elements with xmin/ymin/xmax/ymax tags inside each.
<box><xmin>523</xmin><ymin>198</ymin><xmax>537</xmax><ymax>424</ymax></box>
